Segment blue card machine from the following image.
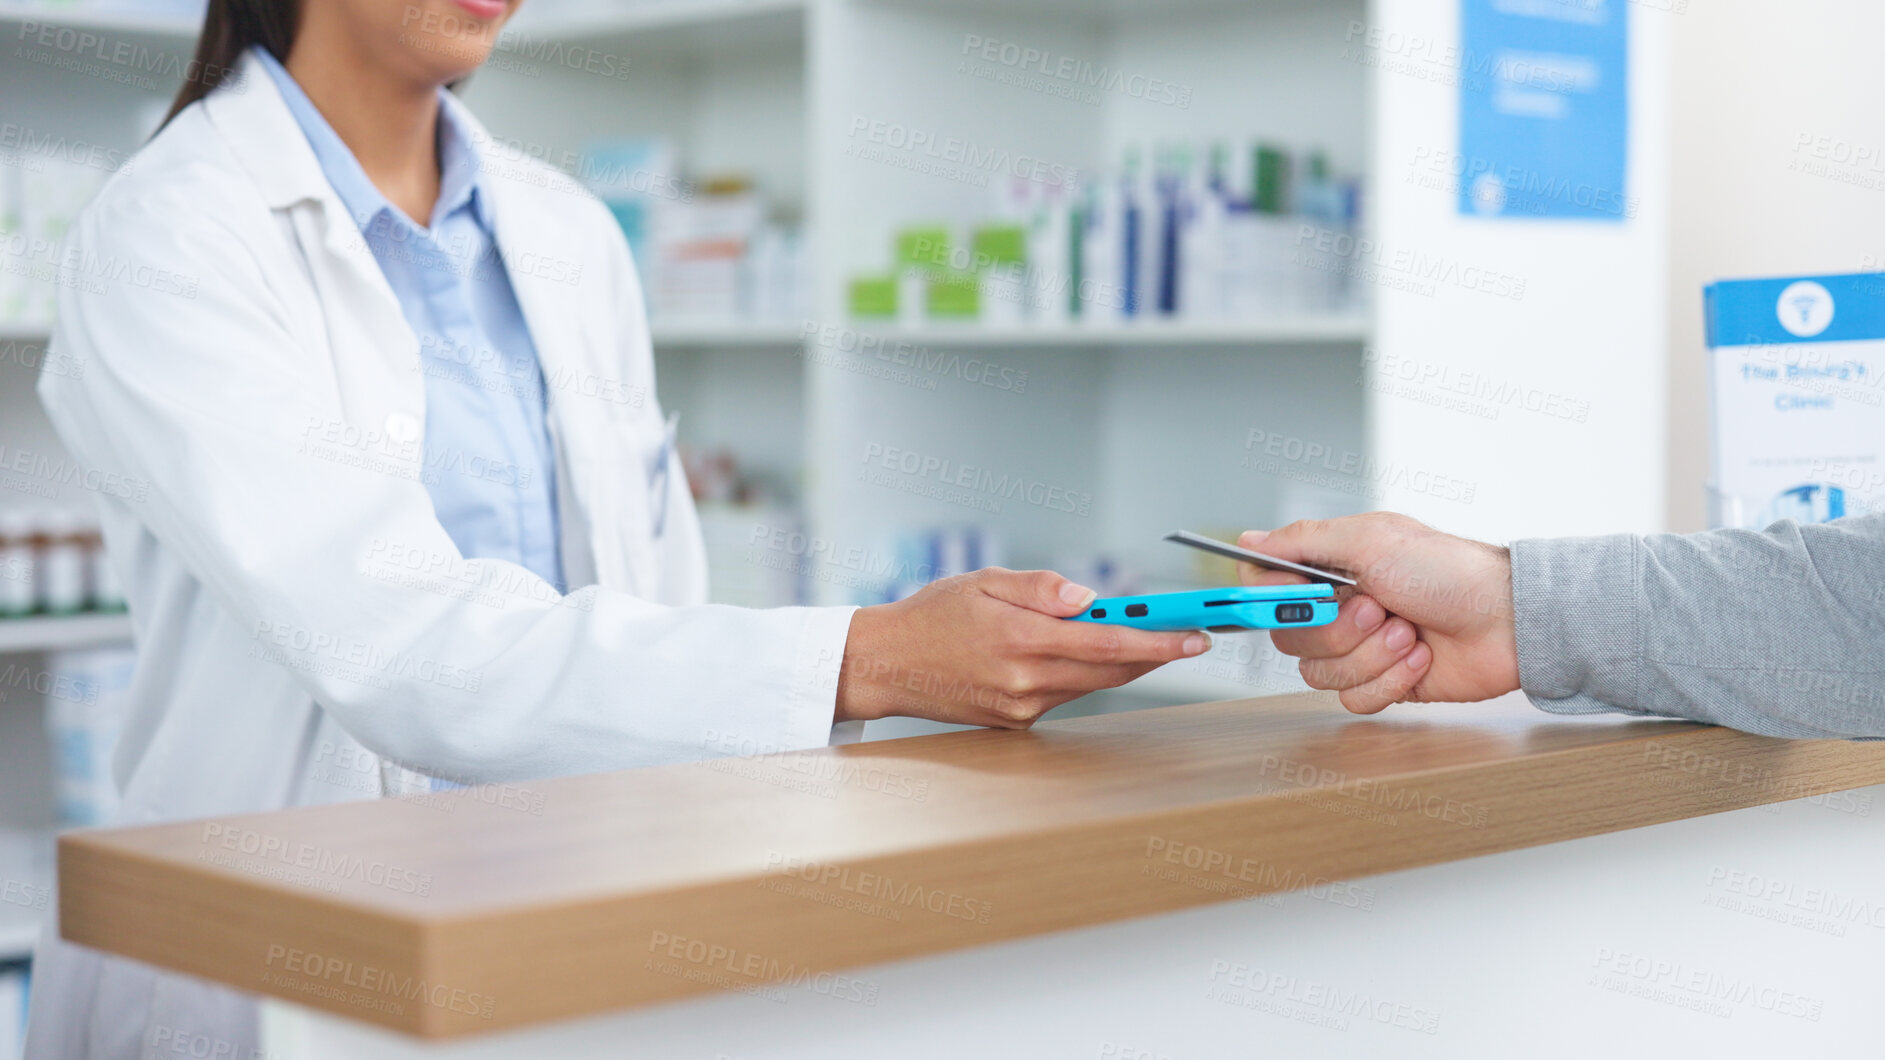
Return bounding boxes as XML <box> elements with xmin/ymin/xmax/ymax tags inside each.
<box><xmin>1069</xmin><ymin>584</ymin><xmax>1340</xmax><ymax>632</ymax></box>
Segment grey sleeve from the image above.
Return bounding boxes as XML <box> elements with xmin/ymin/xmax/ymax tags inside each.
<box><xmin>1510</xmin><ymin>513</ymin><xmax>1885</xmax><ymax>739</ymax></box>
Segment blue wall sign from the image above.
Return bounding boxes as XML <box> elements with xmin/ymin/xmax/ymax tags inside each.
<box><xmin>1458</xmin><ymin>0</ymin><xmax>1629</xmax><ymax>221</ymax></box>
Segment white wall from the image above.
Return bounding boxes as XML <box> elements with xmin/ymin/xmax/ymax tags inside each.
<box><xmin>1665</xmin><ymin>0</ymin><xmax>1885</xmax><ymax>531</ymax></box>
<box><xmin>1103</xmin><ymin>0</ymin><xmax>1370</xmax><ymax>177</ymax></box>
<box><xmin>1368</xmin><ymin>0</ymin><xmax>1672</xmax><ymax>542</ymax></box>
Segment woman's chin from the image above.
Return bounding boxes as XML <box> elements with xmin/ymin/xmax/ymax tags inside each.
<box><xmin>392</xmin><ymin>35</ymin><xmax>500</xmax><ymax>87</ymax></box>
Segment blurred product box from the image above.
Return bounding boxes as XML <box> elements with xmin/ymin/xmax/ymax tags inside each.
<box><xmin>1704</xmin><ymin>272</ymin><xmax>1885</xmax><ymax>528</ymax></box>
<box><xmin>1</xmin><ymin>155</ymin><xmax>111</xmax><ymax>332</ymax></box>
<box><xmin>582</xmin><ymin>138</ymin><xmax>679</xmax><ymax>277</ymax></box>
<box><xmin>44</xmin><ymin>646</ymin><xmax>137</xmax><ymax>827</ymax></box>
<box><xmin>582</xmin><ymin>141</ymin><xmax>805</xmax><ymax>327</ymax></box>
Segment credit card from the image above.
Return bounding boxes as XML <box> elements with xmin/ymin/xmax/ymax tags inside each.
<box><xmin>1164</xmin><ymin>529</ymin><xmax>1358</xmax><ymax>587</ymax></box>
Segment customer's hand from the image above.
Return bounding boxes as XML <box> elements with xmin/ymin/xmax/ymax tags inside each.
<box><xmin>1237</xmin><ymin>513</ymin><xmax>1520</xmax><ymax>713</ymax></box>
<box><xmin>836</xmin><ymin>568</ymin><xmax>1210</xmax><ymax>728</ymax></box>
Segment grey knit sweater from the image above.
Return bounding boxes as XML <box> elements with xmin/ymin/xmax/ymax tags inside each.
<box><xmin>1513</xmin><ymin>515</ymin><xmax>1885</xmax><ymax>739</ymax></box>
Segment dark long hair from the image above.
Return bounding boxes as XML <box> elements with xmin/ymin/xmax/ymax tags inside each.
<box><xmin>160</xmin><ymin>0</ymin><xmax>300</xmax><ymax>128</ymax></box>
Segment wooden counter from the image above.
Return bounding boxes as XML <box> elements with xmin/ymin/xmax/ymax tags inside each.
<box><xmin>59</xmin><ymin>692</ymin><xmax>1885</xmax><ymax>1039</ymax></box>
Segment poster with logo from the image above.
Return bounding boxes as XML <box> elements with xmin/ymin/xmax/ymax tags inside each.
<box><xmin>1704</xmin><ymin>272</ymin><xmax>1885</xmax><ymax>529</ymax></box>
<box><xmin>1458</xmin><ymin>0</ymin><xmax>1629</xmax><ymax>220</ymax></box>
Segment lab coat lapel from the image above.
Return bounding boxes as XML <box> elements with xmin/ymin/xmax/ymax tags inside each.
<box><xmin>472</xmin><ymin>128</ymin><xmax>657</xmax><ymax>597</ymax></box>
<box><xmin>207</xmin><ymin>55</ymin><xmax>653</xmax><ymax>595</ymax></box>
<box><xmin>202</xmin><ymin>54</ymin><xmax>425</xmax><ymax>468</ymax></box>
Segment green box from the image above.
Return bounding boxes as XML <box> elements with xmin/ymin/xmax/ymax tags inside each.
<box><xmin>895</xmin><ymin>226</ymin><xmax>953</xmax><ymax>271</ymax></box>
<box><xmin>971</xmin><ymin>225</ymin><xmax>1027</xmax><ymax>268</ymax></box>
<box><xmin>1253</xmin><ymin>143</ymin><xmax>1291</xmax><ymax>214</ymax></box>
<box><xmin>926</xmin><ymin>270</ymin><xmax>980</xmax><ymax>319</ymax></box>
<box><xmin>848</xmin><ymin>274</ymin><xmax>899</xmax><ymax>318</ymax></box>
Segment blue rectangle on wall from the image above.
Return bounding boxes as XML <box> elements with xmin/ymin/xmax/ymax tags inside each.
<box><xmin>1458</xmin><ymin>0</ymin><xmax>1629</xmax><ymax>221</ymax></box>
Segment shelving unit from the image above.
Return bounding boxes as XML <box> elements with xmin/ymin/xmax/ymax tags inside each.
<box><xmin>2</xmin><ymin>0</ymin><xmax>1618</xmax><ymax>701</ymax></box>
<box><xmin>0</xmin><ymin>0</ymin><xmax>1672</xmax><ymax>627</ymax></box>
<box><xmin>818</xmin><ymin>317</ymin><xmax>1372</xmax><ymax>348</ymax></box>
<box><xmin>0</xmin><ymin>829</ymin><xmax>52</xmax><ymax>963</ymax></box>
<box><xmin>0</xmin><ymin>920</ymin><xmax>38</xmax><ymax>965</ymax></box>
<box><xmin>0</xmin><ymin>2</ymin><xmax>198</xmax><ymax>39</ymax></box>
<box><xmin>508</xmin><ymin>0</ymin><xmax>807</xmax><ymax>50</ymax></box>
<box><xmin>648</xmin><ymin>319</ymin><xmax>1375</xmax><ymax>349</ymax></box>
<box><xmin>0</xmin><ymin>614</ymin><xmax>132</xmax><ymax>655</ymax></box>
<box><xmin>649</xmin><ymin>321</ymin><xmax>805</xmax><ymax>347</ymax></box>
<box><xmin>469</xmin><ymin>0</ymin><xmax>1666</xmax><ymax>671</ymax></box>
<box><xmin>2</xmin><ymin>6</ymin><xmax>169</xmax><ymax>1016</ymax></box>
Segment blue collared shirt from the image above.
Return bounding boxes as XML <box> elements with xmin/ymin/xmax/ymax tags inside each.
<box><xmin>255</xmin><ymin>47</ymin><xmax>565</xmax><ymax>591</ymax></box>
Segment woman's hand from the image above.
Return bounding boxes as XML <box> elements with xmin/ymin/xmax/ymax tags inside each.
<box><xmin>835</xmin><ymin>568</ymin><xmax>1211</xmax><ymax>727</ymax></box>
<box><xmin>1238</xmin><ymin>513</ymin><xmax>1521</xmax><ymax>713</ymax></box>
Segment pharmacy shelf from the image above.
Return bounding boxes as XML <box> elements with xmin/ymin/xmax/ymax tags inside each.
<box><xmin>11</xmin><ymin>321</ymin><xmax>810</xmax><ymax>348</ymax></box>
<box><xmin>840</xmin><ymin>316</ymin><xmax>1371</xmax><ymax>348</ymax></box>
<box><xmin>650</xmin><ymin>321</ymin><xmax>805</xmax><ymax>347</ymax></box>
<box><xmin>0</xmin><ymin>828</ymin><xmax>52</xmax><ymax>963</ymax></box>
<box><xmin>0</xmin><ymin>2</ymin><xmax>200</xmax><ymax>39</ymax></box>
<box><xmin>511</xmin><ymin>0</ymin><xmax>803</xmax><ymax>52</ymax></box>
<box><xmin>0</xmin><ymin>613</ymin><xmax>132</xmax><ymax>655</ymax></box>
<box><xmin>0</xmin><ymin>0</ymin><xmax>805</xmax><ymax>61</ymax></box>
<box><xmin>0</xmin><ymin>909</ymin><xmax>41</xmax><ymax>963</ymax></box>
<box><xmin>9</xmin><ymin>317</ymin><xmax>1368</xmax><ymax>350</ymax></box>
<box><xmin>873</xmin><ymin>0</ymin><xmax>1271</xmax><ymax>16</ymax></box>
<box><xmin>0</xmin><ymin>917</ymin><xmax>36</xmax><ymax>963</ymax></box>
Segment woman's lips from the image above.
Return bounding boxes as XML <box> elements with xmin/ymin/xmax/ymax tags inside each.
<box><xmin>450</xmin><ymin>0</ymin><xmax>509</xmax><ymax>20</ymax></box>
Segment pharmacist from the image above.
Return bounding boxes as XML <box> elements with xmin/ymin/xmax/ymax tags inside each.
<box><xmin>23</xmin><ymin>2</ymin><xmax>1208</xmax><ymax>1057</ymax></box>
<box><xmin>1240</xmin><ymin>513</ymin><xmax>1885</xmax><ymax>737</ymax></box>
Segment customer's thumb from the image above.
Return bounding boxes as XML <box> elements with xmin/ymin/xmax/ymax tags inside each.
<box><xmin>1242</xmin><ymin>519</ymin><xmax>1370</xmax><ymax>580</ymax></box>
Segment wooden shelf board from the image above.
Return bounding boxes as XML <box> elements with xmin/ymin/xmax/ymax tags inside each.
<box><xmin>0</xmin><ymin>613</ymin><xmax>133</xmax><ymax>655</ymax></box>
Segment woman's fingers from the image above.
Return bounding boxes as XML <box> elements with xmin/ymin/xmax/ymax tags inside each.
<box><xmin>1025</xmin><ymin>612</ymin><xmax>1209</xmax><ymax>666</ymax></box>
<box><xmin>1030</xmin><ymin>660</ymin><xmax>1165</xmax><ymax>699</ymax></box>
<box><xmin>969</xmin><ymin>567</ymin><xmax>1098</xmax><ymax>618</ymax></box>
<box><xmin>1336</xmin><ymin>642</ymin><xmax>1433</xmax><ymax>714</ymax></box>
<box><xmin>956</xmin><ymin>659</ymin><xmax>1168</xmax><ymax>728</ymax></box>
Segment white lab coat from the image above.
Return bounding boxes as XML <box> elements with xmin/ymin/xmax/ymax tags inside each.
<box><xmin>25</xmin><ymin>52</ymin><xmax>858</xmax><ymax>1060</ymax></box>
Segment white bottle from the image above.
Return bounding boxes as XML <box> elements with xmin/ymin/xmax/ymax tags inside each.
<box><xmin>980</xmin><ymin>176</ymin><xmax>1033</xmax><ymax>327</ymax></box>
<box><xmin>0</xmin><ymin>509</ymin><xmax>34</xmax><ymax>617</ymax></box>
<box><xmin>89</xmin><ymin>521</ymin><xmax>125</xmax><ymax>612</ymax></box>
<box><xmin>1029</xmin><ymin>182</ymin><xmax>1072</xmax><ymax>326</ymax></box>
<box><xmin>38</xmin><ymin>508</ymin><xmax>89</xmax><ymax>615</ymax></box>
<box><xmin>1181</xmin><ymin>143</ymin><xmax>1230</xmax><ymax>321</ymax></box>
<box><xmin>1081</xmin><ymin>178</ymin><xmax>1125</xmax><ymax>323</ymax></box>
<box><xmin>1220</xmin><ymin>202</ymin><xmax>1263</xmax><ymax>321</ymax></box>
<box><xmin>1295</xmin><ymin>152</ymin><xmax>1343</xmax><ymax>313</ymax></box>
<box><xmin>898</xmin><ymin>265</ymin><xmax>928</xmax><ymax>328</ymax></box>
<box><xmin>1123</xmin><ymin>145</ymin><xmax>1157</xmax><ymax>320</ymax></box>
